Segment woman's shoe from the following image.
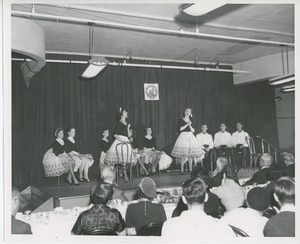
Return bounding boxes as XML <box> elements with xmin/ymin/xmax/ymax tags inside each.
<box><xmin>73</xmin><ymin>179</ymin><xmax>80</xmax><ymax>185</ymax></box>
<box><xmin>84</xmin><ymin>178</ymin><xmax>90</xmax><ymax>183</ymax></box>
<box><xmin>79</xmin><ymin>178</ymin><xmax>84</xmax><ymax>182</ymax></box>
<box><xmin>180</xmin><ymin>172</ymin><xmax>184</xmax><ymax>175</ymax></box>
<box><xmin>66</xmin><ymin>177</ymin><xmax>73</xmax><ymax>185</ymax></box>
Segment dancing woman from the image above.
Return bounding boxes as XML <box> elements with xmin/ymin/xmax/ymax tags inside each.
<box><xmin>105</xmin><ymin>107</ymin><xmax>135</xmax><ymax>182</ymax></box>
<box><xmin>65</xmin><ymin>128</ymin><xmax>94</xmax><ymax>182</ymax></box>
<box><xmin>171</xmin><ymin>108</ymin><xmax>204</xmax><ymax>174</ymax></box>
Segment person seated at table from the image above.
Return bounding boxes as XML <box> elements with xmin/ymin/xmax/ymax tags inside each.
<box><xmin>65</xmin><ymin>127</ymin><xmax>94</xmax><ymax>183</ymax></box>
<box><xmin>43</xmin><ymin>127</ymin><xmax>79</xmax><ymax>185</ymax></box>
<box><xmin>71</xmin><ymin>183</ymin><xmax>126</xmax><ymax>235</ymax></box>
<box><xmin>11</xmin><ymin>187</ymin><xmax>32</xmax><ymax>234</ymax></box>
<box><xmin>196</xmin><ymin>124</ymin><xmax>214</xmax><ymax>170</ymax></box>
<box><xmin>243</xmin><ymin>153</ymin><xmax>273</xmax><ymax>186</ymax></box>
<box><xmin>213</xmin><ymin>123</ymin><xmax>232</xmax><ymax>161</ymax></box>
<box><xmin>125</xmin><ymin>177</ymin><xmax>166</xmax><ymax>235</ymax></box>
<box><xmin>99</xmin><ymin>128</ymin><xmax>111</xmax><ymax>170</ymax></box>
<box><xmin>208</xmin><ymin>157</ymin><xmax>228</xmax><ymax>189</ymax></box>
<box><xmin>221</xmin><ymin>187</ymin><xmax>270</xmax><ymax>237</ymax></box>
<box><xmin>97</xmin><ymin>165</ymin><xmax>128</xmax><ymax>202</ymax></box>
<box><xmin>230</xmin><ymin>122</ymin><xmax>249</xmax><ymax>170</ymax></box>
<box><xmin>212</xmin><ymin>165</ymin><xmax>245</xmax><ymax>212</ymax></box>
<box><xmin>138</xmin><ymin>126</ymin><xmax>161</xmax><ymax>175</ymax></box>
<box><xmin>162</xmin><ymin>177</ymin><xmax>235</xmax><ymax>238</ymax></box>
<box><xmin>264</xmin><ymin>177</ymin><xmax>295</xmax><ymax>237</ymax></box>
<box><xmin>281</xmin><ymin>152</ymin><xmax>295</xmax><ymax>178</ymax></box>
<box><xmin>172</xmin><ymin>166</ymin><xmax>221</xmax><ymax>218</ymax></box>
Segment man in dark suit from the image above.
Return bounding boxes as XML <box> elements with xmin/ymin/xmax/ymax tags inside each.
<box><xmin>11</xmin><ymin>187</ymin><xmax>32</xmax><ymax>234</ymax></box>
<box><xmin>98</xmin><ymin>165</ymin><xmax>128</xmax><ymax>202</ymax></box>
<box><xmin>281</xmin><ymin>152</ymin><xmax>295</xmax><ymax>178</ymax></box>
<box><xmin>243</xmin><ymin>153</ymin><xmax>273</xmax><ymax>186</ymax></box>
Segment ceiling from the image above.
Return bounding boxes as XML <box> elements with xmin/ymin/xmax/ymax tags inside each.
<box><xmin>11</xmin><ymin>3</ymin><xmax>294</xmax><ymax>65</ymax></box>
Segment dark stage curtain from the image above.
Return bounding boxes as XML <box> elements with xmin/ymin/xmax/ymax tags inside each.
<box><xmin>12</xmin><ymin>61</ymin><xmax>278</xmax><ymax>188</ymax></box>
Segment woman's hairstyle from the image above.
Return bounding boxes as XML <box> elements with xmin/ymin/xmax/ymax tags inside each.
<box><xmin>190</xmin><ymin>166</ymin><xmax>210</xmax><ymax>185</ymax></box>
<box><xmin>182</xmin><ymin>177</ymin><xmax>207</xmax><ymax>205</ymax></box>
<box><xmin>116</xmin><ymin>107</ymin><xmax>125</xmax><ymax>121</ymax></box>
<box><xmin>144</xmin><ymin>125</ymin><xmax>151</xmax><ymax>134</ymax></box>
<box><xmin>91</xmin><ymin>183</ymin><xmax>113</xmax><ymax>205</ymax></box>
<box><xmin>66</xmin><ymin>127</ymin><xmax>75</xmax><ymax>134</ymax></box>
<box><xmin>101</xmin><ymin>128</ymin><xmax>109</xmax><ymax>134</ymax></box>
<box><xmin>137</xmin><ymin>188</ymin><xmax>152</xmax><ymax>200</ymax></box>
<box><xmin>274</xmin><ymin>176</ymin><xmax>295</xmax><ymax>205</ymax></box>
<box><xmin>225</xmin><ymin>165</ymin><xmax>239</xmax><ymax>184</ymax></box>
<box><xmin>54</xmin><ymin>127</ymin><xmax>64</xmax><ymax>137</ymax></box>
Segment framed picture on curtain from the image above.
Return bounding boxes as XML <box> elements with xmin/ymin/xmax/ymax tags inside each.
<box><xmin>144</xmin><ymin>83</ymin><xmax>159</xmax><ymax>100</ymax></box>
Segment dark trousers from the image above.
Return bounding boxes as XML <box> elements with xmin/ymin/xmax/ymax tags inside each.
<box><xmin>203</xmin><ymin>149</ymin><xmax>213</xmax><ymax>171</ymax></box>
<box><xmin>231</xmin><ymin>147</ymin><xmax>248</xmax><ymax>170</ymax></box>
<box><xmin>215</xmin><ymin>147</ymin><xmax>231</xmax><ymax>161</ymax></box>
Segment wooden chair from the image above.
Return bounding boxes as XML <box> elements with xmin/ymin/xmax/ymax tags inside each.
<box><xmin>114</xmin><ymin>142</ymin><xmax>135</xmax><ymax>186</ymax></box>
<box><xmin>137</xmin><ymin>222</ymin><xmax>164</xmax><ymax>236</ymax></box>
<box><xmin>229</xmin><ymin>225</ymin><xmax>249</xmax><ymax>237</ymax></box>
<box><xmin>246</xmin><ymin>137</ymin><xmax>261</xmax><ymax>171</ymax></box>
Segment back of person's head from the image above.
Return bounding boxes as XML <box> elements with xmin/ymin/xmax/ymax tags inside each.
<box><xmin>138</xmin><ymin>177</ymin><xmax>157</xmax><ymax>200</ymax></box>
<box><xmin>100</xmin><ymin>165</ymin><xmax>115</xmax><ymax>183</ymax></box>
<box><xmin>190</xmin><ymin>166</ymin><xmax>210</xmax><ymax>185</ymax></box>
<box><xmin>182</xmin><ymin>177</ymin><xmax>207</xmax><ymax>205</ymax></box>
<box><xmin>225</xmin><ymin>165</ymin><xmax>239</xmax><ymax>183</ymax></box>
<box><xmin>274</xmin><ymin>176</ymin><xmax>295</xmax><ymax>206</ymax></box>
<box><xmin>91</xmin><ymin>183</ymin><xmax>113</xmax><ymax>205</ymax></box>
<box><xmin>12</xmin><ymin>187</ymin><xmax>20</xmax><ymax>216</ymax></box>
<box><xmin>216</xmin><ymin>157</ymin><xmax>228</xmax><ymax>172</ymax></box>
<box><xmin>281</xmin><ymin>152</ymin><xmax>294</xmax><ymax>166</ymax></box>
<box><xmin>259</xmin><ymin>153</ymin><xmax>273</xmax><ymax>168</ymax></box>
<box><xmin>247</xmin><ymin>187</ymin><xmax>270</xmax><ymax>212</ymax></box>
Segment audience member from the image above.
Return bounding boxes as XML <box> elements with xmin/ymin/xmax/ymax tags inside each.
<box><xmin>264</xmin><ymin>177</ymin><xmax>295</xmax><ymax>237</ymax></box>
<box><xmin>281</xmin><ymin>152</ymin><xmax>295</xmax><ymax>178</ymax></box>
<box><xmin>221</xmin><ymin>187</ymin><xmax>270</xmax><ymax>237</ymax></box>
<box><xmin>162</xmin><ymin>178</ymin><xmax>235</xmax><ymax>237</ymax></box>
<box><xmin>71</xmin><ymin>183</ymin><xmax>126</xmax><ymax>235</ymax></box>
<box><xmin>212</xmin><ymin>165</ymin><xmax>245</xmax><ymax>211</ymax></box>
<box><xmin>196</xmin><ymin>124</ymin><xmax>214</xmax><ymax>170</ymax></box>
<box><xmin>95</xmin><ymin>165</ymin><xmax>128</xmax><ymax>202</ymax></box>
<box><xmin>208</xmin><ymin>157</ymin><xmax>228</xmax><ymax>189</ymax></box>
<box><xmin>11</xmin><ymin>187</ymin><xmax>32</xmax><ymax>234</ymax></box>
<box><xmin>243</xmin><ymin>153</ymin><xmax>272</xmax><ymax>186</ymax></box>
<box><xmin>230</xmin><ymin>122</ymin><xmax>249</xmax><ymax>170</ymax></box>
<box><xmin>125</xmin><ymin>177</ymin><xmax>166</xmax><ymax>235</ymax></box>
<box><xmin>172</xmin><ymin>166</ymin><xmax>221</xmax><ymax>218</ymax></box>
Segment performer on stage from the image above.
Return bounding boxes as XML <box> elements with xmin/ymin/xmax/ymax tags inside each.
<box><xmin>99</xmin><ymin>128</ymin><xmax>111</xmax><ymax>170</ymax></box>
<box><xmin>171</xmin><ymin>108</ymin><xmax>204</xmax><ymax>174</ymax></box>
<box><xmin>214</xmin><ymin>123</ymin><xmax>232</xmax><ymax>161</ymax></box>
<box><xmin>105</xmin><ymin>107</ymin><xmax>135</xmax><ymax>182</ymax></box>
<box><xmin>196</xmin><ymin>124</ymin><xmax>214</xmax><ymax>170</ymax></box>
<box><xmin>230</xmin><ymin>122</ymin><xmax>249</xmax><ymax>170</ymax></box>
<box><xmin>139</xmin><ymin>125</ymin><xmax>161</xmax><ymax>175</ymax></box>
<box><xmin>65</xmin><ymin>128</ymin><xmax>94</xmax><ymax>182</ymax></box>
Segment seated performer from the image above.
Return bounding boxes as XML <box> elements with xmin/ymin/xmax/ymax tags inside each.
<box><xmin>213</xmin><ymin>123</ymin><xmax>232</xmax><ymax>161</ymax></box>
<box><xmin>138</xmin><ymin>125</ymin><xmax>161</xmax><ymax>175</ymax></box>
<box><xmin>230</xmin><ymin>122</ymin><xmax>249</xmax><ymax>170</ymax></box>
<box><xmin>99</xmin><ymin>128</ymin><xmax>111</xmax><ymax>170</ymax></box>
<box><xmin>196</xmin><ymin>124</ymin><xmax>214</xmax><ymax>170</ymax></box>
<box><xmin>65</xmin><ymin>127</ymin><xmax>94</xmax><ymax>182</ymax></box>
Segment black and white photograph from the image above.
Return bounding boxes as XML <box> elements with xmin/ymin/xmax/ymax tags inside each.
<box><xmin>2</xmin><ymin>0</ymin><xmax>298</xmax><ymax>242</ymax></box>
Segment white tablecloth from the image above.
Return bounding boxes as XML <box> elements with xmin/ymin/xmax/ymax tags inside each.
<box><xmin>15</xmin><ymin>202</ymin><xmax>177</xmax><ymax>236</ymax></box>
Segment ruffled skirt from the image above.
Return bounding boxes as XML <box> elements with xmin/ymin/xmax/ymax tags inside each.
<box><xmin>105</xmin><ymin>135</ymin><xmax>136</xmax><ymax>166</ymax></box>
<box><xmin>171</xmin><ymin>132</ymin><xmax>205</xmax><ymax>159</ymax></box>
<box><xmin>69</xmin><ymin>153</ymin><xmax>94</xmax><ymax>172</ymax></box>
<box><xmin>158</xmin><ymin>152</ymin><xmax>172</xmax><ymax>170</ymax></box>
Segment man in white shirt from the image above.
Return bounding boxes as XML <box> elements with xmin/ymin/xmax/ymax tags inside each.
<box><xmin>162</xmin><ymin>178</ymin><xmax>235</xmax><ymax>239</ymax></box>
<box><xmin>196</xmin><ymin>124</ymin><xmax>214</xmax><ymax>170</ymax></box>
<box><xmin>214</xmin><ymin>123</ymin><xmax>231</xmax><ymax>161</ymax></box>
<box><xmin>230</xmin><ymin>122</ymin><xmax>249</xmax><ymax>170</ymax></box>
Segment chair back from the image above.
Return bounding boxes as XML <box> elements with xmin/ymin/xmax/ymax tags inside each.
<box><xmin>229</xmin><ymin>225</ymin><xmax>249</xmax><ymax>237</ymax></box>
<box><xmin>115</xmin><ymin>142</ymin><xmax>133</xmax><ymax>165</ymax></box>
<box><xmin>82</xmin><ymin>229</ymin><xmax>117</xmax><ymax>235</ymax></box>
<box><xmin>246</xmin><ymin>137</ymin><xmax>256</xmax><ymax>155</ymax></box>
<box><xmin>137</xmin><ymin>222</ymin><xmax>164</xmax><ymax>236</ymax></box>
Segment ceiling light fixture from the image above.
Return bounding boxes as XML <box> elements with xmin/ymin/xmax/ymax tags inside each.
<box><xmin>268</xmin><ymin>74</ymin><xmax>294</xmax><ymax>86</ymax></box>
<box><xmin>81</xmin><ymin>23</ymin><xmax>108</xmax><ymax>79</ymax></box>
<box><xmin>178</xmin><ymin>3</ymin><xmax>225</xmax><ymax>16</ymax></box>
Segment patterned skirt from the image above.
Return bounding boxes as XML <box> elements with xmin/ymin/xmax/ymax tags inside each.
<box><xmin>69</xmin><ymin>153</ymin><xmax>94</xmax><ymax>172</ymax></box>
<box><xmin>171</xmin><ymin>132</ymin><xmax>205</xmax><ymax>159</ymax></box>
<box><xmin>43</xmin><ymin>148</ymin><xmax>71</xmax><ymax>177</ymax></box>
<box><xmin>141</xmin><ymin>148</ymin><xmax>160</xmax><ymax>165</ymax></box>
<box><xmin>105</xmin><ymin>135</ymin><xmax>136</xmax><ymax>166</ymax></box>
